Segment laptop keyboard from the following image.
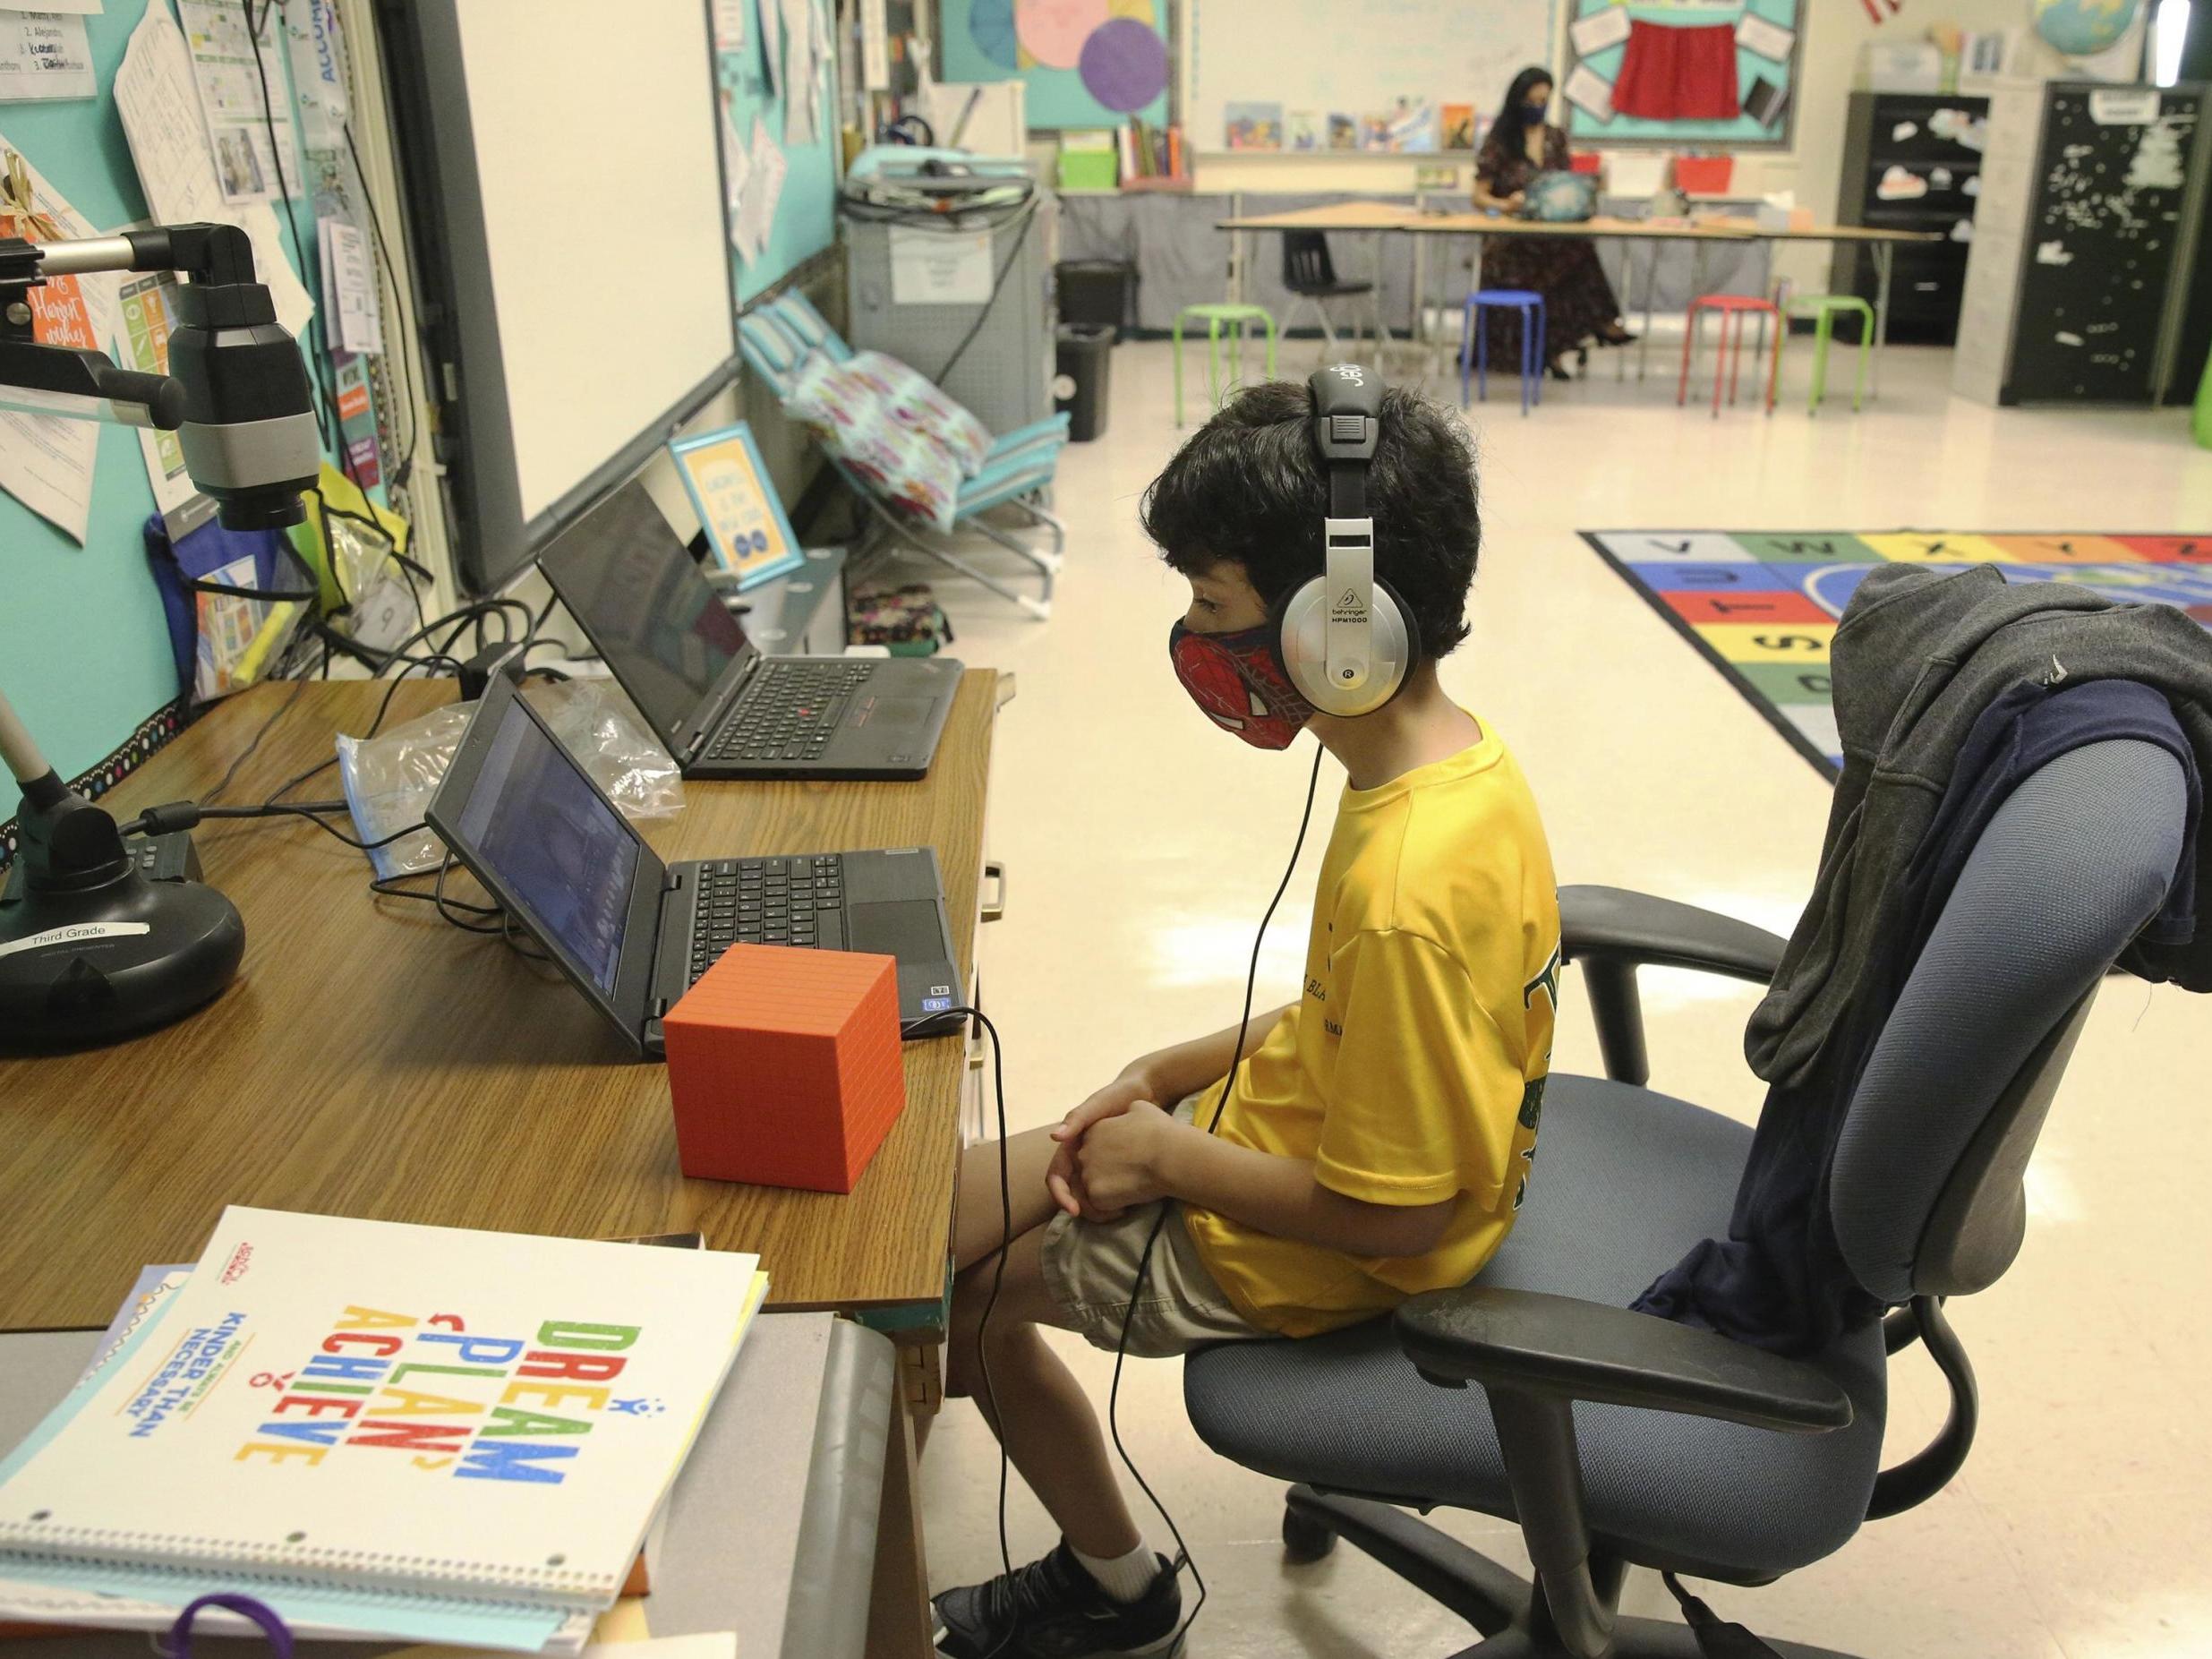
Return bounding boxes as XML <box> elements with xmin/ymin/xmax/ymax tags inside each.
<box><xmin>687</xmin><ymin>856</ymin><xmax>846</xmax><ymax>984</ymax></box>
<box><xmin>705</xmin><ymin>661</ymin><xmax>877</xmax><ymax>763</ymax></box>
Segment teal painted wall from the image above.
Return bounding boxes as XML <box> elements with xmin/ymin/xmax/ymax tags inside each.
<box><xmin>0</xmin><ymin>0</ymin><xmax>320</xmax><ymax>780</ymax></box>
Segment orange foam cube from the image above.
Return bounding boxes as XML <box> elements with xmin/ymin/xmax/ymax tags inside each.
<box><xmin>663</xmin><ymin>944</ymin><xmax>908</xmax><ymax>1193</ymax></box>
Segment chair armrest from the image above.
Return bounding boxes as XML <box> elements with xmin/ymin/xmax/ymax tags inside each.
<box><xmin>1559</xmin><ymin>885</ymin><xmax>1787</xmax><ymax>984</ymax></box>
<box><xmin>1393</xmin><ymin>1287</ymin><xmax>1851</xmax><ymax>1434</ymax></box>
<box><xmin>1556</xmin><ymin>886</ymin><xmax>1788</xmax><ymax>1087</ymax></box>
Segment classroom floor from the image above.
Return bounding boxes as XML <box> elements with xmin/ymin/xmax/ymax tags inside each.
<box><xmin>896</xmin><ymin>338</ymin><xmax>2212</xmax><ymax>1659</ymax></box>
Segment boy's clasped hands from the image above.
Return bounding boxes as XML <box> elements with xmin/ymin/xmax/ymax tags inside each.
<box><xmin>1045</xmin><ymin>1068</ymin><xmax>1188</xmax><ymax>1222</ymax></box>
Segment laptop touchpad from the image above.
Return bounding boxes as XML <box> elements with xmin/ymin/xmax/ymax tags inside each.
<box><xmin>862</xmin><ymin>697</ymin><xmax>933</xmax><ymax>728</ymax></box>
<box><xmin>847</xmin><ymin>900</ymin><xmax>945</xmax><ymax>963</ymax></box>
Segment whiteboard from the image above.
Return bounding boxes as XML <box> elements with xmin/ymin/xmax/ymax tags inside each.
<box><xmin>1189</xmin><ymin>0</ymin><xmax>1556</xmax><ymax>153</ymax></box>
<box><xmin>455</xmin><ymin>0</ymin><xmax>736</xmax><ymax>524</ymax></box>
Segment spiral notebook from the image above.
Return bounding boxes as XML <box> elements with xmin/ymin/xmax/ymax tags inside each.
<box><xmin>0</xmin><ymin>1208</ymin><xmax>764</xmax><ymax>1626</ymax></box>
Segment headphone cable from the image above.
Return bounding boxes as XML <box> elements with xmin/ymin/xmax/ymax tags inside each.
<box><xmin>1105</xmin><ymin>739</ymin><xmax>1325</xmax><ymax>1648</ymax></box>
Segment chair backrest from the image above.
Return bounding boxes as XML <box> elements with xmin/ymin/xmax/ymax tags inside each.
<box><xmin>1282</xmin><ymin>230</ymin><xmax>1336</xmax><ymax>293</ymax></box>
<box><xmin>737</xmin><ymin>310</ymin><xmax>809</xmax><ymax>400</ymax></box>
<box><xmin>1831</xmin><ymin>738</ymin><xmax>2189</xmax><ymax>1303</ymax></box>
<box><xmin>735</xmin><ymin>292</ymin><xmax>854</xmax><ymax>403</ymax></box>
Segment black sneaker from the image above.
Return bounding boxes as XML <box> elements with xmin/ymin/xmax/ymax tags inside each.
<box><xmin>932</xmin><ymin>1540</ymin><xmax>1183</xmax><ymax>1658</ymax></box>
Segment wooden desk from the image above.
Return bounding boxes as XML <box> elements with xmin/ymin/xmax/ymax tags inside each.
<box><xmin>0</xmin><ymin>673</ymin><xmax>996</xmax><ymax>1330</ymax></box>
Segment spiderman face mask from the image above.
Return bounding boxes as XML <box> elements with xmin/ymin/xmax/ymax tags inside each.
<box><xmin>1168</xmin><ymin>620</ymin><xmax>1316</xmax><ymax>749</ymax></box>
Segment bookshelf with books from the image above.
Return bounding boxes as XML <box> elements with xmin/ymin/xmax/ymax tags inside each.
<box><xmin>1103</xmin><ymin>116</ymin><xmax>1191</xmax><ymax>193</ymax></box>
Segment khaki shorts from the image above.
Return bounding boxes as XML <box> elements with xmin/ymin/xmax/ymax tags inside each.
<box><xmin>1037</xmin><ymin>1098</ymin><xmax>1269</xmax><ymax>1358</ymax></box>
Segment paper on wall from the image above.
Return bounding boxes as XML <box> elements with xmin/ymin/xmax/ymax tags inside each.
<box><xmin>114</xmin><ymin>266</ymin><xmax>202</xmax><ymax>519</ymax></box>
<box><xmin>175</xmin><ymin>0</ymin><xmax>294</xmax><ymax>202</ymax></box>
<box><xmin>1567</xmin><ymin>8</ymin><xmax>1629</xmax><ymax>56</ymax></box>
<box><xmin>711</xmin><ymin>0</ymin><xmax>747</xmax><ymax>53</ymax></box>
<box><xmin>318</xmin><ymin>217</ymin><xmax>380</xmax><ymax>354</ymax></box>
<box><xmin>720</xmin><ymin>93</ymin><xmax>752</xmax><ymax>255</ymax></box>
<box><xmin>1562</xmin><ymin>63</ymin><xmax>1613</xmax><ymax>125</ymax></box>
<box><xmin>115</xmin><ymin>3</ymin><xmax>314</xmax><ymax>338</ymax></box>
<box><xmin>280</xmin><ymin>0</ymin><xmax>348</xmax><ymax>152</ymax></box>
<box><xmin>737</xmin><ymin>115</ymin><xmax>787</xmax><ymax>264</ymax></box>
<box><xmin>0</xmin><ymin>13</ymin><xmax>94</xmax><ymax>101</ymax></box>
<box><xmin>0</xmin><ymin>129</ymin><xmax>113</xmax><ymax>542</ymax></box>
<box><xmin>781</xmin><ymin>0</ymin><xmax>816</xmax><ymax>145</ymax></box>
<box><xmin>756</xmin><ymin>0</ymin><xmax>780</xmax><ymax>99</ymax></box>
<box><xmin>860</xmin><ymin>0</ymin><xmax>888</xmax><ymax>91</ymax></box>
<box><xmin>1735</xmin><ymin>13</ymin><xmax>1794</xmax><ymax>64</ymax></box>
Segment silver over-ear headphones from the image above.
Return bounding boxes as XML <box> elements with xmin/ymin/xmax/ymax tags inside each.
<box><xmin>1272</xmin><ymin>363</ymin><xmax>1420</xmax><ymax>718</ymax></box>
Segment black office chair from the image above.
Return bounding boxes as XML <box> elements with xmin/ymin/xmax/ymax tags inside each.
<box><xmin>1184</xmin><ymin>737</ymin><xmax>2190</xmax><ymax>1658</ymax></box>
<box><xmin>1280</xmin><ymin>230</ymin><xmax>1385</xmax><ymax>363</ymax></box>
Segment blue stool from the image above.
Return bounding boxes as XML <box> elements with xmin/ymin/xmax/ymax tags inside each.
<box><xmin>1460</xmin><ymin>289</ymin><xmax>1546</xmax><ymax>415</ymax></box>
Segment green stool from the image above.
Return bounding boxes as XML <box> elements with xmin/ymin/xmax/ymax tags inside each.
<box><xmin>1781</xmin><ymin>295</ymin><xmax>1875</xmax><ymax>416</ymax></box>
<box><xmin>1173</xmin><ymin>302</ymin><xmax>1277</xmax><ymax>426</ymax></box>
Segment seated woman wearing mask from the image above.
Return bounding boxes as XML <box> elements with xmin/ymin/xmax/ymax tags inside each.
<box><xmin>1470</xmin><ymin>65</ymin><xmax>1636</xmax><ymax>381</ymax></box>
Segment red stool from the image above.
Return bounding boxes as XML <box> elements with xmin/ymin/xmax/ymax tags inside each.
<box><xmin>1678</xmin><ymin>295</ymin><xmax>1781</xmax><ymax>418</ymax></box>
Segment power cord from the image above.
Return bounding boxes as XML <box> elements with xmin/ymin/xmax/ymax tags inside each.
<box><xmin>1106</xmin><ymin>739</ymin><xmax>1326</xmax><ymax>1650</ymax></box>
<box><xmin>896</xmin><ymin>1004</ymin><xmax>1021</xmax><ymax>1589</ymax></box>
<box><xmin>930</xmin><ymin>200</ymin><xmax>1040</xmax><ymax>389</ymax></box>
<box><xmin>121</xmin><ymin>797</ymin><xmax>428</xmax><ymax>854</ymax></box>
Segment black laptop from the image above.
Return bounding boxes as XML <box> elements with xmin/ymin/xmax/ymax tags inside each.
<box><xmin>424</xmin><ymin>673</ymin><xmax>965</xmax><ymax>1056</ymax></box>
<box><xmin>537</xmin><ymin>481</ymin><xmax>961</xmax><ymax>780</ymax></box>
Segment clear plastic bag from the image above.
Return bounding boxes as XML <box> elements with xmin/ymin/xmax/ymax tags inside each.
<box><xmin>525</xmin><ymin>678</ymin><xmax>686</xmax><ymax>823</ymax></box>
<box><xmin>335</xmin><ymin>678</ymin><xmax>684</xmax><ymax>881</ymax></box>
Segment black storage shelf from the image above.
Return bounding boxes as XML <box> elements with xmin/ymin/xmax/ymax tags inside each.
<box><xmin>1831</xmin><ymin>90</ymin><xmax>1989</xmax><ymax>346</ymax></box>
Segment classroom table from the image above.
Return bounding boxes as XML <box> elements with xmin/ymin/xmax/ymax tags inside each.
<box><xmin>0</xmin><ymin>674</ymin><xmax>1001</xmax><ymax>1658</ymax></box>
<box><xmin>1215</xmin><ymin>201</ymin><xmax>1939</xmax><ymax>397</ymax></box>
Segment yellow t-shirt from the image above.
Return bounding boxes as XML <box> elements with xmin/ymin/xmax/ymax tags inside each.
<box><xmin>1183</xmin><ymin>720</ymin><xmax>1561</xmax><ymax>1337</ymax></box>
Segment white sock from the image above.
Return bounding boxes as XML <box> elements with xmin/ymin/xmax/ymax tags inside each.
<box><xmin>1070</xmin><ymin>1541</ymin><xmax>1158</xmax><ymax>1603</ymax></box>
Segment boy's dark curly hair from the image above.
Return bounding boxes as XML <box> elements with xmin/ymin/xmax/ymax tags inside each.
<box><xmin>1140</xmin><ymin>380</ymin><xmax>1479</xmax><ymax>660</ymax></box>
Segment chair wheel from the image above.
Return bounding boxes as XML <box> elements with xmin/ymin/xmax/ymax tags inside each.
<box><xmin>1282</xmin><ymin>1506</ymin><xmax>1337</xmax><ymax>1563</ymax></box>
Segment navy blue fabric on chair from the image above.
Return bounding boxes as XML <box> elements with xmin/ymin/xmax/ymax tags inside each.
<box><xmin>1184</xmin><ymin>737</ymin><xmax>2189</xmax><ymax>1658</ymax></box>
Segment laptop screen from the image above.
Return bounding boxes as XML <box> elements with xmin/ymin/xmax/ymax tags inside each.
<box><xmin>537</xmin><ymin>481</ymin><xmax>752</xmax><ymax>745</ymax></box>
<box><xmin>453</xmin><ymin>694</ymin><xmax>640</xmax><ymax>995</ymax></box>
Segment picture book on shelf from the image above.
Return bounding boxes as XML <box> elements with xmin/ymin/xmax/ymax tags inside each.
<box><xmin>1327</xmin><ymin>112</ymin><xmax>1358</xmax><ymax>150</ymax></box>
<box><xmin>1359</xmin><ymin>111</ymin><xmax>1392</xmax><ymax>151</ymax></box>
<box><xmin>1286</xmin><ymin>109</ymin><xmax>1320</xmax><ymax>151</ymax></box>
<box><xmin>1389</xmin><ymin>101</ymin><xmax>1440</xmax><ymax>154</ymax></box>
<box><xmin>0</xmin><ymin>1208</ymin><xmax>768</xmax><ymax>1633</ymax></box>
<box><xmin>1225</xmin><ymin>101</ymin><xmax>1283</xmax><ymax>150</ymax></box>
<box><xmin>1441</xmin><ymin>103</ymin><xmax>1476</xmax><ymax>150</ymax></box>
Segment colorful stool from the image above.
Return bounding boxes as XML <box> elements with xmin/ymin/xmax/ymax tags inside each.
<box><xmin>1460</xmin><ymin>289</ymin><xmax>1547</xmax><ymax>416</ymax></box>
<box><xmin>1678</xmin><ymin>294</ymin><xmax>1781</xmax><ymax>418</ymax></box>
<box><xmin>1172</xmin><ymin>302</ymin><xmax>1277</xmax><ymax>426</ymax></box>
<box><xmin>1774</xmin><ymin>294</ymin><xmax>1875</xmax><ymax>416</ymax></box>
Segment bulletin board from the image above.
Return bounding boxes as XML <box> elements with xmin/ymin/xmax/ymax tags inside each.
<box><xmin>719</xmin><ymin>0</ymin><xmax>841</xmax><ymax>305</ymax></box>
<box><xmin>940</xmin><ymin>0</ymin><xmax>1172</xmax><ymax>132</ymax></box>
<box><xmin>0</xmin><ymin>0</ymin><xmax>328</xmax><ymax>789</ymax></box>
<box><xmin>1563</xmin><ymin>0</ymin><xmax>1804</xmax><ymax>150</ymax></box>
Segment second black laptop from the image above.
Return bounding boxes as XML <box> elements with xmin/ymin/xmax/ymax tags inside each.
<box><xmin>538</xmin><ymin>480</ymin><xmax>962</xmax><ymax>781</ymax></box>
<box><xmin>424</xmin><ymin>672</ymin><xmax>966</xmax><ymax>1055</ymax></box>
